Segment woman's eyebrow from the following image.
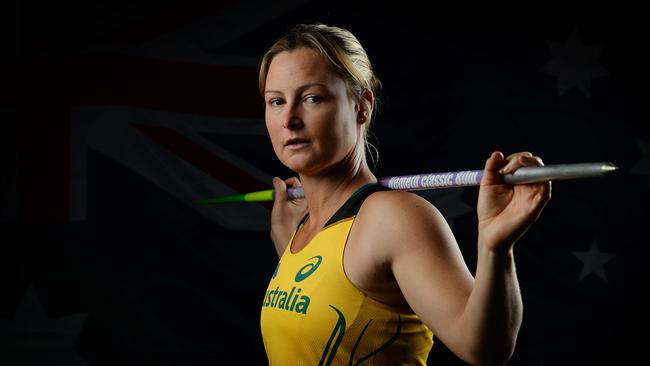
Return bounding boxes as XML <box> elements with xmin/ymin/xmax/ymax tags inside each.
<box><xmin>264</xmin><ymin>83</ymin><xmax>327</xmax><ymax>95</ymax></box>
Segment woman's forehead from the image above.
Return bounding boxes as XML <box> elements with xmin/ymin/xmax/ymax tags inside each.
<box><xmin>266</xmin><ymin>49</ymin><xmax>341</xmax><ymax>91</ymax></box>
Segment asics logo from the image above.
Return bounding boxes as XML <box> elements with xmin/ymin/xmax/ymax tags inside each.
<box><xmin>295</xmin><ymin>256</ymin><xmax>322</xmax><ymax>282</ymax></box>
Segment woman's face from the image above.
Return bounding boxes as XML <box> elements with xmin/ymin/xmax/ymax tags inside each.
<box><xmin>264</xmin><ymin>48</ymin><xmax>362</xmax><ymax>176</ymax></box>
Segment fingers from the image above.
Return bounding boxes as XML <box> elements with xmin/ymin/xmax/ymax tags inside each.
<box><xmin>482</xmin><ymin>151</ymin><xmax>546</xmax><ymax>186</ymax></box>
<box><xmin>484</xmin><ymin>151</ymin><xmax>505</xmax><ymax>171</ymax></box>
<box><xmin>481</xmin><ymin>151</ymin><xmax>506</xmax><ymax>185</ymax></box>
<box><xmin>272</xmin><ymin>177</ymin><xmax>288</xmax><ymax>201</ymax></box>
<box><xmin>285</xmin><ymin>176</ymin><xmax>302</xmax><ymax>188</ymax></box>
<box><xmin>272</xmin><ymin>176</ymin><xmax>302</xmax><ymax>202</ymax></box>
<box><xmin>501</xmin><ymin>152</ymin><xmax>552</xmax><ymax>204</ymax></box>
<box><xmin>499</xmin><ymin>152</ymin><xmax>544</xmax><ymax>175</ymax></box>
<box><xmin>505</xmin><ymin>151</ymin><xmax>533</xmax><ymax>160</ymax></box>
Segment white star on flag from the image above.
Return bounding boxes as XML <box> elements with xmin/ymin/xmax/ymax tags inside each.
<box><xmin>540</xmin><ymin>28</ymin><xmax>609</xmax><ymax>97</ymax></box>
<box><xmin>572</xmin><ymin>240</ymin><xmax>617</xmax><ymax>282</ymax></box>
<box><xmin>0</xmin><ymin>287</ymin><xmax>88</xmax><ymax>365</ymax></box>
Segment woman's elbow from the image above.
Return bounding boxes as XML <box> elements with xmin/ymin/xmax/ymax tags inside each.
<box><xmin>461</xmin><ymin>339</ymin><xmax>516</xmax><ymax>366</ymax></box>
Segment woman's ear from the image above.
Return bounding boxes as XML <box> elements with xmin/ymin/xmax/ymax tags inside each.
<box><xmin>357</xmin><ymin>110</ymin><xmax>369</xmax><ymax>123</ymax></box>
<box><xmin>357</xmin><ymin>88</ymin><xmax>374</xmax><ymax>124</ymax></box>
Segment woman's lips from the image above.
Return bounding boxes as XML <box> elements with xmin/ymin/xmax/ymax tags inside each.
<box><xmin>285</xmin><ymin>138</ymin><xmax>310</xmax><ymax>150</ymax></box>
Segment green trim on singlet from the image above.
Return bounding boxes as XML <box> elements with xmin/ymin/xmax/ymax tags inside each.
<box><xmin>349</xmin><ymin>315</ymin><xmax>402</xmax><ymax>365</ymax></box>
<box><xmin>318</xmin><ymin>305</ymin><xmax>347</xmax><ymax>366</ymax></box>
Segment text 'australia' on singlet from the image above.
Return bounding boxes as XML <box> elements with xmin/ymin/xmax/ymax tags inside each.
<box><xmin>260</xmin><ymin>183</ymin><xmax>434</xmax><ymax>365</ymax></box>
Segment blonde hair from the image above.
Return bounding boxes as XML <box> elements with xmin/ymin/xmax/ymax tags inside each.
<box><xmin>258</xmin><ymin>23</ymin><xmax>381</xmax><ymax>166</ymax></box>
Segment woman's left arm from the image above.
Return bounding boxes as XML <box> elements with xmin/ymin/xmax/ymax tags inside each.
<box><xmin>464</xmin><ymin>151</ymin><xmax>551</xmax><ymax>364</ymax></box>
<box><xmin>367</xmin><ymin>151</ymin><xmax>550</xmax><ymax>366</ymax></box>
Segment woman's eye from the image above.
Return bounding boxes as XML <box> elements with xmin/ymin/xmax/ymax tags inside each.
<box><xmin>303</xmin><ymin>95</ymin><xmax>322</xmax><ymax>103</ymax></box>
<box><xmin>268</xmin><ymin>98</ymin><xmax>283</xmax><ymax>106</ymax></box>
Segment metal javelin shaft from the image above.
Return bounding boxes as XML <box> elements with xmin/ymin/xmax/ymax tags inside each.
<box><xmin>193</xmin><ymin>162</ymin><xmax>617</xmax><ymax>204</ymax></box>
<box><xmin>286</xmin><ymin>162</ymin><xmax>617</xmax><ymax>199</ymax></box>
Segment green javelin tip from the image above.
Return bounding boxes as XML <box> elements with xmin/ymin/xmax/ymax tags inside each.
<box><xmin>193</xmin><ymin>189</ymin><xmax>275</xmax><ymax>204</ymax></box>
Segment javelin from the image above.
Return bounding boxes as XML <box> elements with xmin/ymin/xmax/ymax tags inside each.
<box><xmin>194</xmin><ymin>162</ymin><xmax>618</xmax><ymax>204</ymax></box>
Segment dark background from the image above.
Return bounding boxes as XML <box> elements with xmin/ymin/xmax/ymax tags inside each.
<box><xmin>3</xmin><ymin>1</ymin><xmax>649</xmax><ymax>365</ymax></box>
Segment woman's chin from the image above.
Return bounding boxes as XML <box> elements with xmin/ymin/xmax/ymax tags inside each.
<box><xmin>282</xmin><ymin>158</ymin><xmax>320</xmax><ymax>176</ymax></box>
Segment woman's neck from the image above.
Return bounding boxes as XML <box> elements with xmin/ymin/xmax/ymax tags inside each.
<box><xmin>298</xmin><ymin>156</ymin><xmax>376</xmax><ymax>232</ymax></box>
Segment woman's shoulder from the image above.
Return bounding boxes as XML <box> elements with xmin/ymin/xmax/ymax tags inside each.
<box><xmin>363</xmin><ymin>189</ymin><xmax>441</xmax><ymax>217</ymax></box>
<box><xmin>358</xmin><ymin>190</ymin><xmax>448</xmax><ymax>235</ymax></box>
<box><xmin>354</xmin><ymin>189</ymin><xmax>454</xmax><ymax>261</ymax></box>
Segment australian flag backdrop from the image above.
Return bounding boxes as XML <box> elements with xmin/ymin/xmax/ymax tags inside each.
<box><xmin>3</xmin><ymin>1</ymin><xmax>649</xmax><ymax>365</ymax></box>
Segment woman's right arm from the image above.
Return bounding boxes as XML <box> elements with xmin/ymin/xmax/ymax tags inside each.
<box><xmin>270</xmin><ymin>177</ymin><xmax>308</xmax><ymax>257</ymax></box>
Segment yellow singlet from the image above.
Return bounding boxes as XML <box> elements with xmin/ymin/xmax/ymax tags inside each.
<box><xmin>260</xmin><ymin>183</ymin><xmax>434</xmax><ymax>365</ymax></box>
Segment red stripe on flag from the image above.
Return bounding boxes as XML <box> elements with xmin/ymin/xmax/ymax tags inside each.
<box><xmin>21</xmin><ymin>55</ymin><xmax>265</xmax><ymax>223</ymax></box>
<box><xmin>131</xmin><ymin>123</ymin><xmax>273</xmax><ymax>209</ymax></box>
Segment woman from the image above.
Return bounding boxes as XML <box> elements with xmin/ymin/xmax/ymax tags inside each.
<box><xmin>258</xmin><ymin>23</ymin><xmax>550</xmax><ymax>366</ymax></box>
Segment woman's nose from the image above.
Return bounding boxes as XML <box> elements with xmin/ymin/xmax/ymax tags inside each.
<box><xmin>282</xmin><ymin>107</ymin><xmax>304</xmax><ymax>129</ymax></box>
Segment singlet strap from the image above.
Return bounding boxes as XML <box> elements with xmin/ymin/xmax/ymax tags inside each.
<box><xmin>295</xmin><ymin>183</ymin><xmax>389</xmax><ymax>231</ymax></box>
<box><xmin>324</xmin><ymin>183</ymin><xmax>388</xmax><ymax>227</ymax></box>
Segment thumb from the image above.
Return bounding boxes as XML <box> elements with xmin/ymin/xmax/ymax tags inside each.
<box><xmin>481</xmin><ymin>151</ymin><xmax>506</xmax><ymax>186</ymax></box>
<box><xmin>272</xmin><ymin>177</ymin><xmax>288</xmax><ymax>201</ymax></box>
